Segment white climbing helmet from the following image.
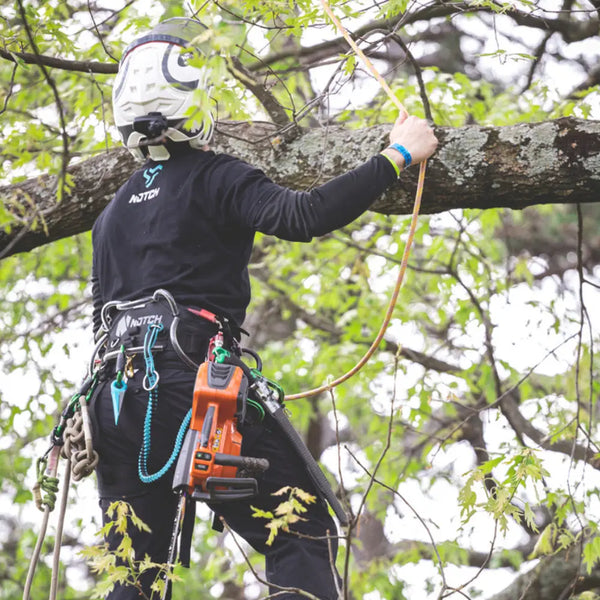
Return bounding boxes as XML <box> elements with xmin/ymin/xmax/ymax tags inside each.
<box><xmin>112</xmin><ymin>17</ymin><xmax>214</xmax><ymax>161</ymax></box>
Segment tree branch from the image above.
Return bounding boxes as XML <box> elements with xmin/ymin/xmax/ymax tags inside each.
<box><xmin>247</xmin><ymin>4</ymin><xmax>599</xmax><ymax>72</ymax></box>
<box><xmin>1</xmin><ymin>117</ymin><xmax>599</xmax><ymax>259</ymax></box>
<box><xmin>0</xmin><ymin>47</ymin><xmax>117</xmax><ymax>74</ymax></box>
<box><xmin>226</xmin><ymin>56</ymin><xmax>299</xmax><ymax>141</ymax></box>
<box><xmin>498</xmin><ymin>389</ymin><xmax>600</xmax><ymax>469</ymax></box>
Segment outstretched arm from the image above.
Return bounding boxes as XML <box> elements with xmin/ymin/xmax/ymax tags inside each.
<box><xmin>244</xmin><ymin>114</ymin><xmax>439</xmax><ymax>240</ymax></box>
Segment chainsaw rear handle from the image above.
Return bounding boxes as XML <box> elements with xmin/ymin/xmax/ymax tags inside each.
<box><xmin>192</xmin><ymin>477</ymin><xmax>260</xmax><ymax>502</ymax></box>
<box><xmin>214</xmin><ymin>453</ymin><xmax>269</xmax><ymax>472</ymax></box>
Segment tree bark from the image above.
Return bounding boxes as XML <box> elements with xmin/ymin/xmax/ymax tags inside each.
<box><xmin>487</xmin><ymin>541</ymin><xmax>600</xmax><ymax>600</ymax></box>
<box><xmin>1</xmin><ymin>117</ymin><xmax>599</xmax><ymax>259</ymax></box>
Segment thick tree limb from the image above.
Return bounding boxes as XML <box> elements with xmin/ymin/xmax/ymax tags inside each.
<box><xmin>1</xmin><ymin>117</ymin><xmax>599</xmax><ymax>259</ymax></box>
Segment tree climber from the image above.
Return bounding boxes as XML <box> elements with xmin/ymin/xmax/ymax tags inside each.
<box><xmin>90</xmin><ymin>17</ymin><xmax>438</xmax><ymax>600</ymax></box>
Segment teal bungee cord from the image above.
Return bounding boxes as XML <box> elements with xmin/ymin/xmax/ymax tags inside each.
<box><xmin>138</xmin><ymin>323</ymin><xmax>192</xmax><ymax>484</ymax></box>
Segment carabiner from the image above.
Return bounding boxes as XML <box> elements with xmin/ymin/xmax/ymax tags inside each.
<box><xmin>143</xmin><ymin>371</ymin><xmax>160</xmax><ymax>391</ymax></box>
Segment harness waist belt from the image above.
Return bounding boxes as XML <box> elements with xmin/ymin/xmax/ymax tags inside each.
<box><xmin>95</xmin><ymin>289</ymin><xmax>238</xmax><ymax>372</ymax></box>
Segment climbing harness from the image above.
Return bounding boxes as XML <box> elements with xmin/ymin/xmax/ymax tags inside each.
<box><xmin>26</xmin><ymin>288</ymin><xmax>348</xmax><ymax>599</ymax></box>
<box><xmin>285</xmin><ymin>0</ymin><xmax>428</xmax><ymax>401</ymax></box>
<box><xmin>96</xmin><ymin>289</ymin><xmax>242</xmax><ymax>486</ymax></box>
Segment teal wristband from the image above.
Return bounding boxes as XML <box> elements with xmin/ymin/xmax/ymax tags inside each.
<box><xmin>388</xmin><ymin>143</ymin><xmax>412</xmax><ymax>168</ymax></box>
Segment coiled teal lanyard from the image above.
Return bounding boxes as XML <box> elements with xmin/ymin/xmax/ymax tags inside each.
<box><xmin>138</xmin><ymin>323</ymin><xmax>191</xmax><ymax>484</ymax></box>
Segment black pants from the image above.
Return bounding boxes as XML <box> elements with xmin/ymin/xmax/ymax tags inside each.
<box><xmin>93</xmin><ymin>367</ymin><xmax>340</xmax><ymax>599</ymax></box>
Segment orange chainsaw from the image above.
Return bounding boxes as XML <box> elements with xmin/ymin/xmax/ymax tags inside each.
<box><xmin>163</xmin><ymin>355</ymin><xmax>347</xmax><ymax>599</ymax></box>
<box><xmin>164</xmin><ymin>360</ymin><xmax>269</xmax><ymax>598</ymax></box>
<box><xmin>172</xmin><ymin>360</ymin><xmax>269</xmax><ymax>501</ymax></box>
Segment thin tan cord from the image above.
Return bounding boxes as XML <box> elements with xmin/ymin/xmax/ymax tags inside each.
<box><xmin>285</xmin><ymin>1</ymin><xmax>427</xmax><ymax>400</ymax></box>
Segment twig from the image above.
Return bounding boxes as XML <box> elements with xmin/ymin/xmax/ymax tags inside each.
<box><xmin>329</xmin><ymin>387</ymin><xmax>350</xmax><ymax>509</ymax></box>
<box><xmin>0</xmin><ymin>62</ymin><xmax>18</xmax><ymax>115</ymax></box>
<box><xmin>17</xmin><ymin>0</ymin><xmax>70</xmax><ymax>200</ymax></box>
<box><xmin>87</xmin><ymin>0</ymin><xmax>119</xmax><ymax>62</ymax></box>
<box><xmin>347</xmin><ymin>448</ymin><xmax>449</xmax><ymax>592</ymax></box>
<box><xmin>219</xmin><ymin>517</ymin><xmax>322</xmax><ymax>600</ymax></box>
<box><xmin>557</xmin><ymin>202</ymin><xmax>596</xmax><ymax>600</ymax></box>
<box><xmin>389</xmin><ymin>32</ymin><xmax>434</xmax><ymax>122</ymax></box>
<box><xmin>520</xmin><ymin>31</ymin><xmax>553</xmax><ymax>94</ymax></box>
<box><xmin>338</xmin><ymin>350</ymin><xmax>414</xmax><ymax>597</ymax></box>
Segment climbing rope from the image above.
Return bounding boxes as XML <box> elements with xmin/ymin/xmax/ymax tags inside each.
<box><xmin>24</xmin><ymin>379</ymin><xmax>100</xmax><ymax>600</ymax></box>
<box><xmin>50</xmin><ymin>457</ymin><xmax>71</xmax><ymax>600</ymax></box>
<box><xmin>285</xmin><ymin>1</ymin><xmax>428</xmax><ymax>400</ymax></box>
<box><xmin>62</xmin><ymin>402</ymin><xmax>99</xmax><ymax>480</ymax></box>
<box><xmin>138</xmin><ymin>323</ymin><xmax>193</xmax><ymax>483</ymax></box>
<box><xmin>23</xmin><ymin>446</ymin><xmax>61</xmax><ymax>600</ymax></box>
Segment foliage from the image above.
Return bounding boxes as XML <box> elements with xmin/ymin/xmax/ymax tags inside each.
<box><xmin>251</xmin><ymin>486</ymin><xmax>317</xmax><ymax>546</ymax></box>
<box><xmin>80</xmin><ymin>501</ymin><xmax>180</xmax><ymax>599</ymax></box>
<box><xmin>1</xmin><ymin>0</ymin><xmax>600</xmax><ymax>599</ymax></box>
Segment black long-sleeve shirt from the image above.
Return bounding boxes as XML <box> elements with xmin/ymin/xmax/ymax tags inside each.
<box><xmin>92</xmin><ymin>147</ymin><xmax>397</xmax><ymax>331</ymax></box>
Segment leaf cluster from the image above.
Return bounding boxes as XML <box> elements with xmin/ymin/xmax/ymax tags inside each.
<box><xmin>251</xmin><ymin>485</ymin><xmax>317</xmax><ymax>546</ymax></box>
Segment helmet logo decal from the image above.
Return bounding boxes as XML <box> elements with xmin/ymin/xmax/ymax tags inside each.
<box><xmin>162</xmin><ymin>44</ymin><xmax>200</xmax><ymax>91</ymax></box>
<box><xmin>143</xmin><ymin>165</ymin><xmax>163</xmax><ymax>188</ymax></box>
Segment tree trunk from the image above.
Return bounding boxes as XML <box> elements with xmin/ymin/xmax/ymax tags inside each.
<box><xmin>1</xmin><ymin>117</ymin><xmax>598</xmax><ymax>259</ymax></box>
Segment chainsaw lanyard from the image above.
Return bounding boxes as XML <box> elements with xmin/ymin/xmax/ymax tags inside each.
<box><xmin>138</xmin><ymin>322</ymin><xmax>192</xmax><ymax>484</ymax></box>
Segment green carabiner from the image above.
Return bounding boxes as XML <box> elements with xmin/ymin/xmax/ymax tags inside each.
<box><xmin>250</xmin><ymin>368</ymin><xmax>285</xmax><ymax>403</ymax></box>
<box><xmin>213</xmin><ymin>347</ymin><xmax>231</xmax><ymax>364</ymax></box>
